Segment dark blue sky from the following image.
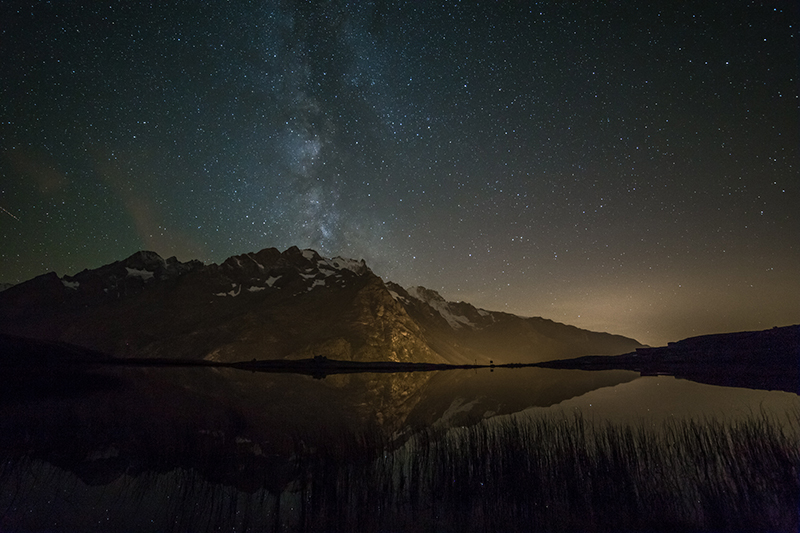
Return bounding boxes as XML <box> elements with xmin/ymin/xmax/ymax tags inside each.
<box><xmin>2</xmin><ymin>1</ymin><xmax>798</xmax><ymax>345</ymax></box>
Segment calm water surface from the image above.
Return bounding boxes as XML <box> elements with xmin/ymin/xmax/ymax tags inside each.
<box><xmin>1</xmin><ymin>365</ymin><xmax>797</xmax><ymax>531</ymax></box>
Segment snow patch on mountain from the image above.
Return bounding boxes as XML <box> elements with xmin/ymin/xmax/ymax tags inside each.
<box><xmin>126</xmin><ymin>267</ymin><xmax>154</xmax><ymax>280</ymax></box>
<box><xmin>215</xmin><ymin>284</ymin><xmax>241</xmax><ymax>297</ymax></box>
<box><xmin>62</xmin><ymin>279</ymin><xmax>80</xmax><ymax>290</ymax></box>
<box><xmin>387</xmin><ymin>289</ymin><xmax>409</xmax><ymax>304</ymax></box>
<box><xmin>326</xmin><ymin>256</ymin><xmax>368</xmax><ymax>275</ymax></box>
<box><xmin>406</xmin><ymin>286</ymin><xmax>475</xmax><ymax>329</ymax></box>
<box><xmin>300</xmin><ymin>253</ymin><xmax>369</xmax><ymax>277</ymax></box>
<box><xmin>308</xmin><ymin>279</ymin><xmax>326</xmax><ymax>291</ymax></box>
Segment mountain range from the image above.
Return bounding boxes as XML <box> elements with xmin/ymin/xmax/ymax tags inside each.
<box><xmin>0</xmin><ymin>246</ymin><xmax>643</xmax><ymax>364</ymax></box>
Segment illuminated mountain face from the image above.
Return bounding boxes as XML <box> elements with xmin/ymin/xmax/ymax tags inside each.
<box><xmin>0</xmin><ymin>246</ymin><xmax>642</xmax><ymax>364</ymax></box>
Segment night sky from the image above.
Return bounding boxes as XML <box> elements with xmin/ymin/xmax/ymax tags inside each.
<box><xmin>1</xmin><ymin>1</ymin><xmax>798</xmax><ymax>346</ymax></box>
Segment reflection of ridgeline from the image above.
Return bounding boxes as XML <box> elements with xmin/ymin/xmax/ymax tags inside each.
<box><xmin>0</xmin><ymin>354</ymin><xmax>639</xmax><ymax>513</ymax></box>
<box><xmin>535</xmin><ymin>325</ymin><xmax>800</xmax><ymax>393</ymax></box>
<box><xmin>3</xmin><ymin>328</ymin><xmax>797</xmax><ymax>531</ymax></box>
<box><xmin>0</xmin><ymin>362</ymin><xmax>438</xmax><ymax>497</ymax></box>
<box><xmin>3</xmin><ymin>410</ymin><xmax>797</xmax><ymax>532</ymax></box>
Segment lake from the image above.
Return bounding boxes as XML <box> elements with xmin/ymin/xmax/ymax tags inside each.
<box><xmin>1</xmin><ymin>365</ymin><xmax>798</xmax><ymax>532</ymax></box>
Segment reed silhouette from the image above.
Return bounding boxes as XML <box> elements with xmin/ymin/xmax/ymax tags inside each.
<box><xmin>291</xmin><ymin>410</ymin><xmax>799</xmax><ymax>532</ymax></box>
<box><xmin>2</xmin><ymin>405</ymin><xmax>797</xmax><ymax>532</ymax></box>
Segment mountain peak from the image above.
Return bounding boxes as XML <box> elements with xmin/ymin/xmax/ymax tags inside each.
<box><xmin>0</xmin><ymin>245</ymin><xmax>643</xmax><ymax>364</ymax></box>
<box><xmin>122</xmin><ymin>250</ymin><xmax>167</xmax><ymax>269</ymax></box>
<box><xmin>212</xmin><ymin>247</ymin><xmax>371</xmax><ymax>296</ymax></box>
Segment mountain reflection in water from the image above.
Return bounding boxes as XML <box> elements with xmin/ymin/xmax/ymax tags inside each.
<box><xmin>1</xmin><ymin>366</ymin><xmax>798</xmax><ymax>532</ymax></box>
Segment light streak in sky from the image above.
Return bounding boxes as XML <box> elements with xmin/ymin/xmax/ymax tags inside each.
<box><xmin>0</xmin><ymin>206</ymin><xmax>20</xmax><ymax>221</ymax></box>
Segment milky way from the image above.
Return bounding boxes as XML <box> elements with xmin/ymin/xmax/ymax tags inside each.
<box><xmin>1</xmin><ymin>1</ymin><xmax>798</xmax><ymax>345</ymax></box>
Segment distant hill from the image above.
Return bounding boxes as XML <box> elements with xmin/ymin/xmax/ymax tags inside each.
<box><xmin>536</xmin><ymin>325</ymin><xmax>800</xmax><ymax>393</ymax></box>
<box><xmin>0</xmin><ymin>246</ymin><xmax>642</xmax><ymax>364</ymax></box>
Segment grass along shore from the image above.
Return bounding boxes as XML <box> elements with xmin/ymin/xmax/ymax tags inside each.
<box><xmin>295</xmin><ymin>409</ymin><xmax>800</xmax><ymax>532</ymax></box>
<box><xmin>2</xmin><ymin>408</ymin><xmax>797</xmax><ymax>532</ymax></box>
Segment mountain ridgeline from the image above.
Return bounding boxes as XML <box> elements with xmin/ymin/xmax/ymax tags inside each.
<box><xmin>0</xmin><ymin>247</ymin><xmax>642</xmax><ymax>364</ymax></box>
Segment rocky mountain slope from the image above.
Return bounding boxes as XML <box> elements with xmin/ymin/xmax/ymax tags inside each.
<box><xmin>0</xmin><ymin>247</ymin><xmax>642</xmax><ymax>364</ymax></box>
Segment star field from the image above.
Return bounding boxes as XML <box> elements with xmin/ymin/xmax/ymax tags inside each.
<box><xmin>1</xmin><ymin>1</ymin><xmax>798</xmax><ymax>345</ymax></box>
